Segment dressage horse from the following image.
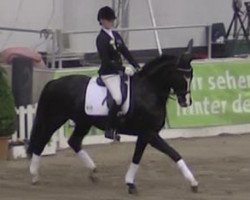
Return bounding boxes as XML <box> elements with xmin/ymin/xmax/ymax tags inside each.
<box><xmin>28</xmin><ymin>41</ymin><xmax>198</xmax><ymax>194</ymax></box>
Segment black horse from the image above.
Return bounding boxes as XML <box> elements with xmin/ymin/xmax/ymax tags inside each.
<box><xmin>28</xmin><ymin>41</ymin><xmax>198</xmax><ymax>194</ymax></box>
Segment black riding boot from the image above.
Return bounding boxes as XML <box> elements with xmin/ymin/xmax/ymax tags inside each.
<box><xmin>105</xmin><ymin>101</ymin><xmax>120</xmax><ymax>140</ymax></box>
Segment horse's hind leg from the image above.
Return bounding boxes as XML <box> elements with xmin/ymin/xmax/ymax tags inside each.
<box><xmin>29</xmin><ymin>115</ymin><xmax>67</xmax><ymax>184</ymax></box>
<box><xmin>67</xmin><ymin>122</ymin><xmax>97</xmax><ymax>181</ymax></box>
<box><xmin>149</xmin><ymin>134</ymin><xmax>198</xmax><ymax>192</ymax></box>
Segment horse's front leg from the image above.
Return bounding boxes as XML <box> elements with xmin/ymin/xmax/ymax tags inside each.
<box><xmin>149</xmin><ymin>134</ymin><xmax>198</xmax><ymax>192</ymax></box>
<box><xmin>30</xmin><ymin>153</ymin><xmax>41</xmax><ymax>184</ymax></box>
<box><xmin>125</xmin><ymin>134</ymin><xmax>148</xmax><ymax>194</ymax></box>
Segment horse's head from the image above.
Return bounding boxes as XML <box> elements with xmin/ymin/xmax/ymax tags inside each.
<box><xmin>171</xmin><ymin>39</ymin><xmax>193</xmax><ymax>107</ymax></box>
<box><xmin>136</xmin><ymin>39</ymin><xmax>193</xmax><ymax>107</ymax></box>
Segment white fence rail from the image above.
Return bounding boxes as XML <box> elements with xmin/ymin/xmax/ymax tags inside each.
<box><xmin>12</xmin><ymin>104</ymin><xmax>65</xmax><ymax>143</ymax></box>
<box><xmin>11</xmin><ymin>104</ymin><xmax>65</xmax><ymax>158</ymax></box>
<box><xmin>12</xmin><ymin>104</ymin><xmax>37</xmax><ymax>143</ymax></box>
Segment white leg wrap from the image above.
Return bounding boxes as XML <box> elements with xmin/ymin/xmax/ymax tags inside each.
<box><xmin>177</xmin><ymin>159</ymin><xmax>198</xmax><ymax>186</ymax></box>
<box><xmin>77</xmin><ymin>150</ymin><xmax>96</xmax><ymax>170</ymax></box>
<box><xmin>125</xmin><ymin>163</ymin><xmax>139</xmax><ymax>184</ymax></box>
<box><xmin>30</xmin><ymin>153</ymin><xmax>41</xmax><ymax>175</ymax></box>
<box><xmin>30</xmin><ymin>153</ymin><xmax>41</xmax><ymax>184</ymax></box>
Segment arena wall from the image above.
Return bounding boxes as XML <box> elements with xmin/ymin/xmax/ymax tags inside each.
<box><xmin>0</xmin><ymin>0</ymin><xmax>63</xmax><ymax>51</ymax></box>
<box><xmin>2</xmin><ymin>1</ymin><xmax>249</xmax><ymax>53</ymax></box>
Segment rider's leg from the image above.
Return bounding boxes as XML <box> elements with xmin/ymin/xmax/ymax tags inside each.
<box><xmin>101</xmin><ymin>74</ymin><xmax>122</xmax><ymax>105</ymax></box>
<box><xmin>101</xmin><ymin>74</ymin><xmax>122</xmax><ymax>139</ymax></box>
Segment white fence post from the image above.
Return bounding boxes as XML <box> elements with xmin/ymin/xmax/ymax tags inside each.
<box><xmin>18</xmin><ymin>106</ymin><xmax>26</xmax><ymax>141</ymax></box>
<box><xmin>27</xmin><ymin>104</ymin><xmax>34</xmax><ymax>139</ymax></box>
<box><xmin>57</xmin><ymin>126</ymin><xmax>69</xmax><ymax>149</ymax></box>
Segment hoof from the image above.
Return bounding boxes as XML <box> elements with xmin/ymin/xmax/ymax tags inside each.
<box><xmin>191</xmin><ymin>180</ymin><xmax>198</xmax><ymax>193</ymax></box>
<box><xmin>31</xmin><ymin>174</ymin><xmax>40</xmax><ymax>185</ymax></box>
<box><xmin>110</xmin><ymin>135</ymin><xmax>121</xmax><ymax>144</ymax></box>
<box><xmin>89</xmin><ymin>169</ymin><xmax>99</xmax><ymax>183</ymax></box>
<box><xmin>127</xmin><ymin>183</ymin><xmax>138</xmax><ymax>195</ymax></box>
<box><xmin>115</xmin><ymin>134</ymin><xmax>121</xmax><ymax>142</ymax></box>
<box><xmin>191</xmin><ymin>185</ymin><xmax>198</xmax><ymax>193</ymax></box>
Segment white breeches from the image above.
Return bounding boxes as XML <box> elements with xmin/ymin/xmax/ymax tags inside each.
<box><xmin>101</xmin><ymin>74</ymin><xmax>122</xmax><ymax>105</ymax></box>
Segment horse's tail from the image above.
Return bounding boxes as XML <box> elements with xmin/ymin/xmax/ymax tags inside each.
<box><xmin>26</xmin><ymin>75</ymin><xmax>87</xmax><ymax>157</ymax></box>
<box><xmin>26</xmin><ymin>81</ymin><xmax>56</xmax><ymax>158</ymax></box>
<box><xmin>26</xmin><ymin>115</ymin><xmax>38</xmax><ymax>158</ymax></box>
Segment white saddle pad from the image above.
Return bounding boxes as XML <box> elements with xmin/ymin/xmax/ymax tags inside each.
<box><xmin>85</xmin><ymin>77</ymin><xmax>130</xmax><ymax>116</ymax></box>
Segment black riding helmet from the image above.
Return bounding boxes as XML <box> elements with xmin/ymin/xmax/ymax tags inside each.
<box><xmin>97</xmin><ymin>6</ymin><xmax>116</xmax><ymax>22</ymax></box>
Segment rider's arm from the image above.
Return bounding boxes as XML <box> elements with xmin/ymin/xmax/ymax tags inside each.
<box><xmin>116</xmin><ymin>33</ymin><xmax>140</xmax><ymax>69</ymax></box>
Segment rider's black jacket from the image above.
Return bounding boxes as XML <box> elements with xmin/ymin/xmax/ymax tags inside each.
<box><xmin>96</xmin><ymin>29</ymin><xmax>140</xmax><ymax>75</ymax></box>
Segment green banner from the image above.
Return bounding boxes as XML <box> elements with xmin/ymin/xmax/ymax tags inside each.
<box><xmin>53</xmin><ymin>67</ymin><xmax>98</xmax><ymax>79</ymax></box>
<box><xmin>167</xmin><ymin>59</ymin><xmax>250</xmax><ymax>128</ymax></box>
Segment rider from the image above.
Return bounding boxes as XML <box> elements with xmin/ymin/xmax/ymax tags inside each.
<box><xmin>96</xmin><ymin>6</ymin><xmax>140</xmax><ymax>139</ymax></box>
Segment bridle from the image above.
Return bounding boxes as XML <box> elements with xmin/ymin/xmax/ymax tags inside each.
<box><xmin>169</xmin><ymin>67</ymin><xmax>192</xmax><ymax>100</ymax></box>
<box><xmin>176</xmin><ymin>68</ymin><xmax>192</xmax><ymax>73</ymax></box>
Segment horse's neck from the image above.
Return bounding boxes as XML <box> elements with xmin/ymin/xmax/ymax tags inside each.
<box><xmin>135</xmin><ymin>69</ymin><xmax>171</xmax><ymax>102</ymax></box>
<box><xmin>139</xmin><ymin>65</ymin><xmax>172</xmax><ymax>90</ymax></box>
<box><xmin>134</xmin><ymin>56</ymin><xmax>176</xmax><ymax>101</ymax></box>
<box><xmin>139</xmin><ymin>56</ymin><xmax>176</xmax><ymax>82</ymax></box>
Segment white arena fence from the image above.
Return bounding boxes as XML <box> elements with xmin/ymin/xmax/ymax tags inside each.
<box><xmin>10</xmin><ymin>103</ymin><xmax>113</xmax><ymax>159</ymax></box>
<box><xmin>12</xmin><ymin>104</ymin><xmax>37</xmax><ymax>143</ymax></box>
<box><xmin>13</xmin><ymin>104</ymin><xmax>65</xmax><ymax>145</ymax></box>
<box><xmin>11</xmin><ymin>103</ymin><xmax>66</xmax><ymax>159</ymax></box>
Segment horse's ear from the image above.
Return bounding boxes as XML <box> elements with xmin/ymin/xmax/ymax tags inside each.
<box><xmin>186</xmin><ymin>38</ymin><xmax>193</xmax><ymax>54</ymax></box>
<box><xmin>176</xmin><ymin>39</ymin><xmax>194</xmax><ymax>69</ymax></box>
<box><xmin>177</xmin><ymin>38</ymin><xmax>193</xmax><ymax>65</ymax></box>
